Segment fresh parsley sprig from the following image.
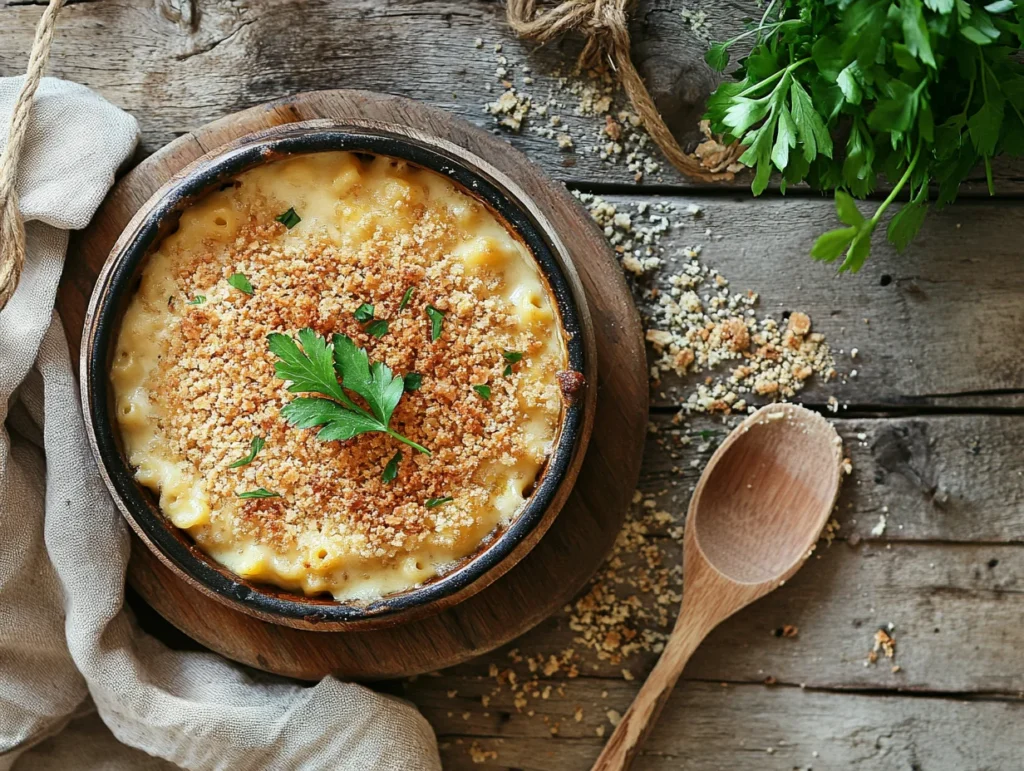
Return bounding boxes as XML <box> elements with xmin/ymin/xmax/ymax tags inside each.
<box><xmin>705</xmin><ymin>0</ymin><xmax>1024</xmax><ymax>271</ymax></box>
<box><xmin>268</xmin><ymin>328</ymin><xmax>429</xmax><ymax>456</ymax></box>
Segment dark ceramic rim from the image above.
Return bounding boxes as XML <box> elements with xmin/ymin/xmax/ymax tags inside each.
<box><xmin>85</xmin><ymin>128</ymin><xmax>586</xmax><ymax>625</ymax></box>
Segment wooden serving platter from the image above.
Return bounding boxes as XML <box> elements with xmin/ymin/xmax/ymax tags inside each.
<box><xmin>58</xmin><ymin>90</ymin><xmax>647</xmax><ymax>680</ymax></box>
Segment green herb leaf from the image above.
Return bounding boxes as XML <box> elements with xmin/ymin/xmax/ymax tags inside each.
<box><xmin>837</xmin><ymin>64</ymin><xmax>863</xmax><ymax>105</ymax></box>
<box><xmin>810</xmin><ymin>227</ymin><xmax>857</xmax><ymax>263</ymax></box>
<box><xmin>268</xmin><ymin>329</ymin><xmax>347</xmax><ymax>403</ymax></box>
<box><xmin>331</xmin><ymin>333</ymin><xmax>405</xmax><ymax>425</ymax></box>
<box><xmin>188</xmin><ymin>295</ymin><xmax>207</xmax><ymax>305</ymax></box>
<box><xmin>705</xmin><ymin>42</ymin><xmax>730</xmax><ymax>72</ymax></box>
<box><xmin>968</xmin><ymin>100</ymin><xmax>1004</xmax><ymax>157</ymax></box>
<box><xmin>425</xmin><ymin>496</ymin><xmax>453</xmax><ymax>508</ymax></box>
<box><xmin>398</xmin><ymin>286</ymin><xmax>415</xmax><ymax>311</ymax></box>
<box><xmin>364</xmin><ymin>319</ymin><xmax>389</xmax><ymax>339</ymax></box>
<box><xmin>426</xmin><ymin>305</ymin><xmax>445</xmax><ymax>341</ymax></box>
<box><xmin>280</xmin><ymin>396</ymin><xmax>385</xmax><ymax>442</ymax></box>
<box><xmin>354</xmin><ymin>303</ymin><xmax>375</xmax><ymax>322</ymax></box>
<box><xmin>404</xmin><ymin>372</ymin><xmax>422</xmax><ymax>392</ymax></box>
<box><xmin>840</xmin><ymin>225</ymin><xmax>877</xmax><ymax>273</ymax></box>
<box><xmin>275</xmin><ymin>207</ymin><xmax>301</xmax><ymax>229</ymax></box>
<box><xmin>902</xmin><ymin>0</ymin><xmax>936</xmax><ymax>69</ymax></box>
<box><xmin>502</xmin><ymin>350</ymin><xmax>523</xmax><ymax>377</ymax></box>
<box><xmin>237</xmin><ymin>487</ymin><xmax>281</xmax><ymax>499</ymax></box>
<box><xmin>228</xmin><ymin>273</ymin><xmax>253</xmax><ymax>295</ymax></box>
<box><xmin>228</xmin><ymin>437</ymin><xmax>265</xmax><ymax>468</ymax></box>
<box><xmin>382</xmin><ymin>451</ymin><xmax>401</xmax><ymax>483</ymax></box>
<box><xmin>269</xmin><ymin>329</ymin><xmax>430</xmax><ymax>455</ymax></box>
<box><xmin>473</xmin><ymin>384</ymin><xmax>491</xmax><ymax>400</ymax></box>
<box><xmin>887</xmin><ymin>199</ymin><xmax>930</xmax><ymax>252</ymax></box>
<box><xmin>834</xmin><ymin>192</ymin><xmax>865</xmax><ymax>227</ymax></box>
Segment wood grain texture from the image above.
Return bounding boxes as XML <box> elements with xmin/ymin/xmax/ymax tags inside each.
<box><xmin>642</xmin><ymin>412</ymin><xmax>1024</xmax><ymax>544</ymax></box>
<box><xmin>63</xmin><ymin>90</ymin><xmax>647</xmax><ymax>678</ymax></box>
<box><xmin>410</xmin><ymin>678</ymin><xmax>1024</xmax><ymax>770</ymax></box>
<box><xmin>4</xmin><ymin>0</ymin><xmax>1023</xmax><ymax>194</ymax></box>
<box><xmin>3</xmin><ymin>0</ymin><xmax>1020</xmax><ymax>767</ymax></box>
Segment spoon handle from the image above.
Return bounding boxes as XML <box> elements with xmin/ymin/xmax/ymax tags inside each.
<box><xmin>590</xmin><ymin>617</ymin><xmax>709</xmax><ymax>771</ymax></box>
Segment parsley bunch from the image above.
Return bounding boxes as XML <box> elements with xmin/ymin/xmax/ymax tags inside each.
<box><xmin>705</xmin><ymin>0</ymin><xmax>1024</xmax><ymax>271</ymax></box>
<box><xmin>268</xmin><ymin>328</ymin><xmax>430</xmax><ymax>457</ymax></box>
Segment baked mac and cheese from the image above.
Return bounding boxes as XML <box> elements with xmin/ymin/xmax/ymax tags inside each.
<box><xmin>111</xmin><ymin>151</ymin><xmax>568</xmax><ymax>601</ymax></box>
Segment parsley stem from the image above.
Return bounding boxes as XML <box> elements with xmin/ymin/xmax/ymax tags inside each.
<box><xmin>869</xmin><ymin>146</ymin><xmax>921</xmax><ymax>226</ymax></box>
<box><xmin>722</xmin><ymin>17</ymin><xmax>796</xmax><ymax>49</ymax></box>
<box><xmin>386</xmin><ymin>429</ymin><xmax>431</xmax><ymax>455</ymax></box>
<box><xmin>736</xmin><ymin>57</ymin><xmax>810</xmax><ymax>99</ymax></box>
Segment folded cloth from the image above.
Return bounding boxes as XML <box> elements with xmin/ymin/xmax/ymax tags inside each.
<box><xmin>0</xmin><ymin>77</ymin><xmax>441</xmax><ymax>771</ymax></box>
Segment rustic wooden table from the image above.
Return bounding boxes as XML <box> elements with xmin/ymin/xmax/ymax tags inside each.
<box><xmin>4</xmin><ymin>1</ymin><xmax>1022</xmax><ymax>769</ymax></box>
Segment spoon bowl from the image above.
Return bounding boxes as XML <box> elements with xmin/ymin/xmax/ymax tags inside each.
<box><xmin>592</xmin><ymin>403</ymin><xmax>843</xmax><ymax>771</ymax></box>
<box><xmin>692</xmin><ymin>403</ymin><xmax>844</xmax><ymax>584</ymax></box>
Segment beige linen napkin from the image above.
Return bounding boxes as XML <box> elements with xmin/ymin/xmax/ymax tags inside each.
<box><xmin>0</xmin><ymin>76</ymin><xmax>441</xmax><ymax>771</ymax></box>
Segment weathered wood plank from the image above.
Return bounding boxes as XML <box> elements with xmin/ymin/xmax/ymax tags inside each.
<box><xmin>407</xmin><ymin>678</ymin><xmax>1024</xmax><ymax>770</ymax></box>
<box><xmin>424</xmin><ymin>412</ymin><xmax>1024</xmax><ymax>693</ymax></box>
<box><xmin>439</xmin><ymin>540</ymin><xmax>1024</xmax><ymax>694</ymax></box>
<box><xmin>3</xmin><ymin>0</ymin><xmax>1024</xmax><ymax>194</ymax></box>
<box><xmin>643</xmin><ymin>413</ymin><xmax>1024</xmax><ymax>544</ymax></box>
<box><xmin>606</xmin><ymin>193</ymin><xmax>1024</xmax><ymax>407</ymax></box>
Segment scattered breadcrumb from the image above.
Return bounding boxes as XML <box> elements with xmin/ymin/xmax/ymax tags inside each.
<box><xmin>476</xmin><ymin>41</ymin><xmax>742</xmax><ymax>183</ymax></box>
<box><xmin>427</xmin><ymin>35</ymin><xmax>855</xmax><ymax>743</ymax></box>
<box><xmin>468</xmin><ymin>742</ymin><xmax>497</xmax><ymax>764</ymax></box>
<box><xmin>866</xmin><ymin>627</ymin><xmax>897</xmax><ymax>666</ymax></box>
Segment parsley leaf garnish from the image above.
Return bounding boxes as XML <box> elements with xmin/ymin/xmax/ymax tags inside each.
<box><xmin>704</xmin><ymin>0</ymin><xmax>1024</xmax><ymax>270</ymax></box>
<box><xmin>354</xmin><ymin>303</ymin><xmax>375</xmax><ymax>322</ymax></box>
<box><xmin>188</xmin><ymin>295</ymin><xmax>206</xmax><ymax>305</ymax></box>
<box><xmin>227</xmin><ymin>273</ymin><xmax>253</xmax><ymax>295</ymax></box>
<box><xmin>228</xmin><ymin>437</ymin><xmax>265</xmax><ymax>468</ymax></box>
<box><xmin>404</xmin><ymin>372</ymin><xmax>422</xmax><ymax>392</ymax></box>
<box><xmin>502</xmin><ymin>350</ymin><xmax>523</xmax><ymax>377</ymax></box>
<box><xmin>473</xmin><ymin>384</ymin><xmax>491</xmax><ymax>400</ymax></box>
<box><xmin>426</xmin><ymin>305</ymin><xmax>445</xmax><ymax>341</ymax></box>
<box><xmin>237</xmin><ymin>487</ymin><xmax>280</xmax><ymax>499</ymax></box>
<box><xmin>382</xmin><ymin>451</ymin><xmax>401</xmax><ymax>483</ymax></box>
<box><xmin>275</xmin><ymin>207</ymin><xmax>301</xmax><ymax>229</ymax></box>
<box><xmin>365</xmin><ymin>319</ymin><xmax>389</xmax><ymax>338</ymax></box>
<box><xmin>425</xmin><ymin>496</ymin><xmax>453</xmax><ymax>508</ymax></box>
<box><xmin>398</xmin><ymin>286</ymin><xmax>415</xmax><ymax>311</ymax></box>
<box><xmin>269</xmin><ymin>328</ymin><xmax>430</xmax><ymax>457</ymax></box>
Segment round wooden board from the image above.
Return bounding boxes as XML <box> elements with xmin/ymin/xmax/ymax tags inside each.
<box><xmin>58</xmin><ymin>90</ymin><xmax>647</xmax><ymax>681</ymax></box>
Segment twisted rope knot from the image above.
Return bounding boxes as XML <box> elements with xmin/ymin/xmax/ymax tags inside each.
<box><xmin>506</xmin><ymin>0</ymin><xmax>737</xmax><ymax>185</ymax></box>
<box><xmin>577</xmin><ymin>3</ymin><xmax>630</xmax><ymax>70</ymax></box>
<box><xmin>0</xmin><ymin>0</ymin><xmax>66</xmax><ymax>312</ymax></box>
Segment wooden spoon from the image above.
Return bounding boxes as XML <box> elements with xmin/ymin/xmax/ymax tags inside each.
<box><xmin>592</xmin><ymin>403</ymin><xmax>843</xmax><ymax>771</ymax></box>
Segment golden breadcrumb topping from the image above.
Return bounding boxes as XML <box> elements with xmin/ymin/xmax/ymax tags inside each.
<box><xmin>136</xmin><ymin>167</ymin><xmax>564</xmax><ymax>569</ymax></box>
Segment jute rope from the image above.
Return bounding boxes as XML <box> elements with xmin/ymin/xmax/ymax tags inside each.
<box><xmin>0</xmin><ymin>0</ymin><xmax>66</xmax><ymax>312</ymax></box>
<box><xmin>506</xmin><ymin>0</ymin><xmax>737</xmax><ymax>184</ymax></box>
